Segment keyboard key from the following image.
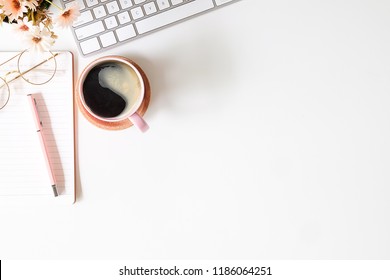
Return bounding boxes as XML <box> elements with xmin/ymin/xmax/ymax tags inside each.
<box><xmin>130</xmin><ymin>6</ymin><xmax>144</xmax><ymax>20</ymax></box>
<box><xmin>157</xmin><ymin>0</ymin><xmax>170</xmax><ymax>10</ymax></box>
<box><xmin>104</xmin><ymin>16</ymin><xmax>118</xmax><ymax>29</ymax></box>
<box><xmin>106</xmin><ymin>1</ymin><xmax>120</xmax><ymax>14</ymax></box>
<box><xmin>100</xmin><ymin>31</ymin><xmax>117</xmax><ymax>47</ymax></box>
<box><xmin>136</xmin><ymin>0</ymin><xmax>214</xmax><ymax>34</ymax></box>
<box><xmin>118</xmin><ymin>11</ymin><xmax>131</xmax><ymax>24</ymax></box>
<box><xmin>134</xmin><ymin>0</ymin><xmax>146</xmax><ymax>4</ymax></box>
<box><xmin>215</xmin><ymin>0</ymin><xmax>234</xmax><ymax>5</ymax></box>
<box><xmin>144</xmin><ymin>2</ymin><xmax>157</xmax><ymax>15</ymax></box>
<box><xmin>93</xmin><ymin>6</ymin><xmax>107</xmax><ymax>19</ymax></box>
<box><xmin>171</xmin><ymin>0</ymin><xmax>183</xmax><ymax>5</ymax></box>
<box><xmin>65</xmin><ymin>0</ymin><xmax>85</xmax><ymax>10</ymax></box>
<box><xmin>85</xmin><ymin>0</ymin><xmax>98</xmax><ymax>7</ymax></box>
<box><xmin>75</xmin><ymin>21</ymin><xmax>105</xmax><ymax>40</ymax></box>
<box><xmin>115</xmin><ymin>24</ymin><xmax>136</xmax><ymax>41</ymax></box>
<box><xmin>73</xmin><ymin>10</ymin><xmax>93</xmax><ymax>27</ymax></box>
<box><xmin>80</xmin><ymin>37</ymin><xmax>101</xmax><ymax>55</ymax></box>
<box><xmin>119</xmin><ymin>0</ymin><xmax>132</xmax><ymax>9</ymax></box>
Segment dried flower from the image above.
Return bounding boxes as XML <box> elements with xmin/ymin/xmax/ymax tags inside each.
<box><xmin>2</xmin><ymin>0</ymin><xmax>27</xmax><ymax>22</ymax></box>
<box><xmin>56</xmin><ymin>3</ymin><xmax>80</xmax><ymax>28</ymax></box>
<box><xmin>13</xmin><ymin>16</ymin><xmax>31</xmax><ymax>33</ymax></box>
<box><xmin>23</xmin><ymin>25</ymin><xmax>55</xmax><ymax>52</ymax></box>
<box><xmin>0</xmin><ymin>0</ymin><xmax>80</xmax><ymax>51</ymax></box>
<box><xmin>24</xmin><ymin>0</ymin><xmax>38</xmax><ymax>11</ymax></box>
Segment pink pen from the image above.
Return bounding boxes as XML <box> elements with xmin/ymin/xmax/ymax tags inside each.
<box><xmin>27</xmin><ymin>94</ymin><xmax>58</xmax><ymax>197</ymax></box>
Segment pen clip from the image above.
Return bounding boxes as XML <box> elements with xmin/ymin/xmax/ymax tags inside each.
<box><xmin>32</xmin><ymin>97</ymin><xmax>43</xmax><ymax>127</ymax></box>
<box><xmin>28</xmin><ymin>94</ymin><xmax>43</xmax><ymax>129</ymax></box>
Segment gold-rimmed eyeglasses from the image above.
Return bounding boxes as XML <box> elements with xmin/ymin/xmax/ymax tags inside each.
<box><xmin>0</xmin><ymin>50</ymin><xmax>58</xmax><ymax>110</ymax></box>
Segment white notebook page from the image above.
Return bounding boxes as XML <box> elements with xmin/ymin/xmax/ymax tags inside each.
<box><xmin>0</xmin><ymin>51</ymin><xmax>75</xmax><ymax>205</ymax></box>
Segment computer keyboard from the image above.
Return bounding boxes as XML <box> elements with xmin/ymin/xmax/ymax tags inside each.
<box><xmin>61</xmin><ymin>0</ymin><xmax>240</xmax><ymax>56</ymax></box>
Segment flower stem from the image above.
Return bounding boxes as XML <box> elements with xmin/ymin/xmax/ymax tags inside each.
<box><xmin>44</xmin><ymin>0</ymin><xmax>64</xmax><ymax>11</ymax></box>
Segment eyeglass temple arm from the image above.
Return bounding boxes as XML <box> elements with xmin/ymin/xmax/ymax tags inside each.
<box><xmin>5</xmin><ymin>52</ymin><xmax>59</xmax><ymax>85</ymax></box>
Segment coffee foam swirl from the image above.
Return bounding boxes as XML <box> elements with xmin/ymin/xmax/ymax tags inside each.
<box><xmin>83</xmin><ymin>62</ymin><xmax>142</xmax><ymax>119</ymax></box>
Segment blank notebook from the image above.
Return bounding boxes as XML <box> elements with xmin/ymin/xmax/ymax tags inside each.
<box><xmin>0</xmin><ymin>51</ymin><xmax>75</xmax><ymax>205</ymax></box>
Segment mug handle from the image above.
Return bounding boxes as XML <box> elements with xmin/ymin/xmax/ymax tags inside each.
<box><xmin>129</xmin><ymin>112</ymin><xmax>149</xmax><ymax>133</ymax></box>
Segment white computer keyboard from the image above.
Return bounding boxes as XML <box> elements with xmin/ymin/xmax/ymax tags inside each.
<box><xmin>61</xmin><ymin>0</ymin><xmax>240</xmax><ymax>56</ymax></box>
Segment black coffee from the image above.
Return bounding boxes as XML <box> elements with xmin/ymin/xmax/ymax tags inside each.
<box><xmin>83</xmin><ymin>62</ymin><xmax>141</xmax><ymax>118</ymax></box>
<box><xmin>83</xmin><ymin>64</ymin><xmax>126</xmax><ymax>118</ymax></box>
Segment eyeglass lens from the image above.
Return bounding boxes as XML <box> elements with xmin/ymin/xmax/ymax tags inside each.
<box><xmin>18</xmin><ymin>51</ymin><xmax>57</xmax><ymax>85</ymax></box>
<box><xmin>0</xmin><ymin>51</ymin><xmax>57</xmax><ymax>110</ymax></box>
<box><xmin>0</xmin><ymin>77</ymin><xmax>10</xmax><ymax>110</ymax></box>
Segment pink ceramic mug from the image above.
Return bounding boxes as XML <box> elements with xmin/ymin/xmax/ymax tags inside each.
<box><xmin>77</xmin><ymin>56</ymin><xmax>149</xmax><ymax>132</ymax></box>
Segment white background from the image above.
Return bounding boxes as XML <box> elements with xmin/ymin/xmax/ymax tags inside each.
<box><xmin>0</xmin><ymin>0</ymin><xmax>389</xmax><ymax>259</ymax></box>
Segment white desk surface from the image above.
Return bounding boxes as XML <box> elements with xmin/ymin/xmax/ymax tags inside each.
<box><xmin>1</xmin><ymin>0</ymin><xmax>389</xmax><ymax>259</ymax></box>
